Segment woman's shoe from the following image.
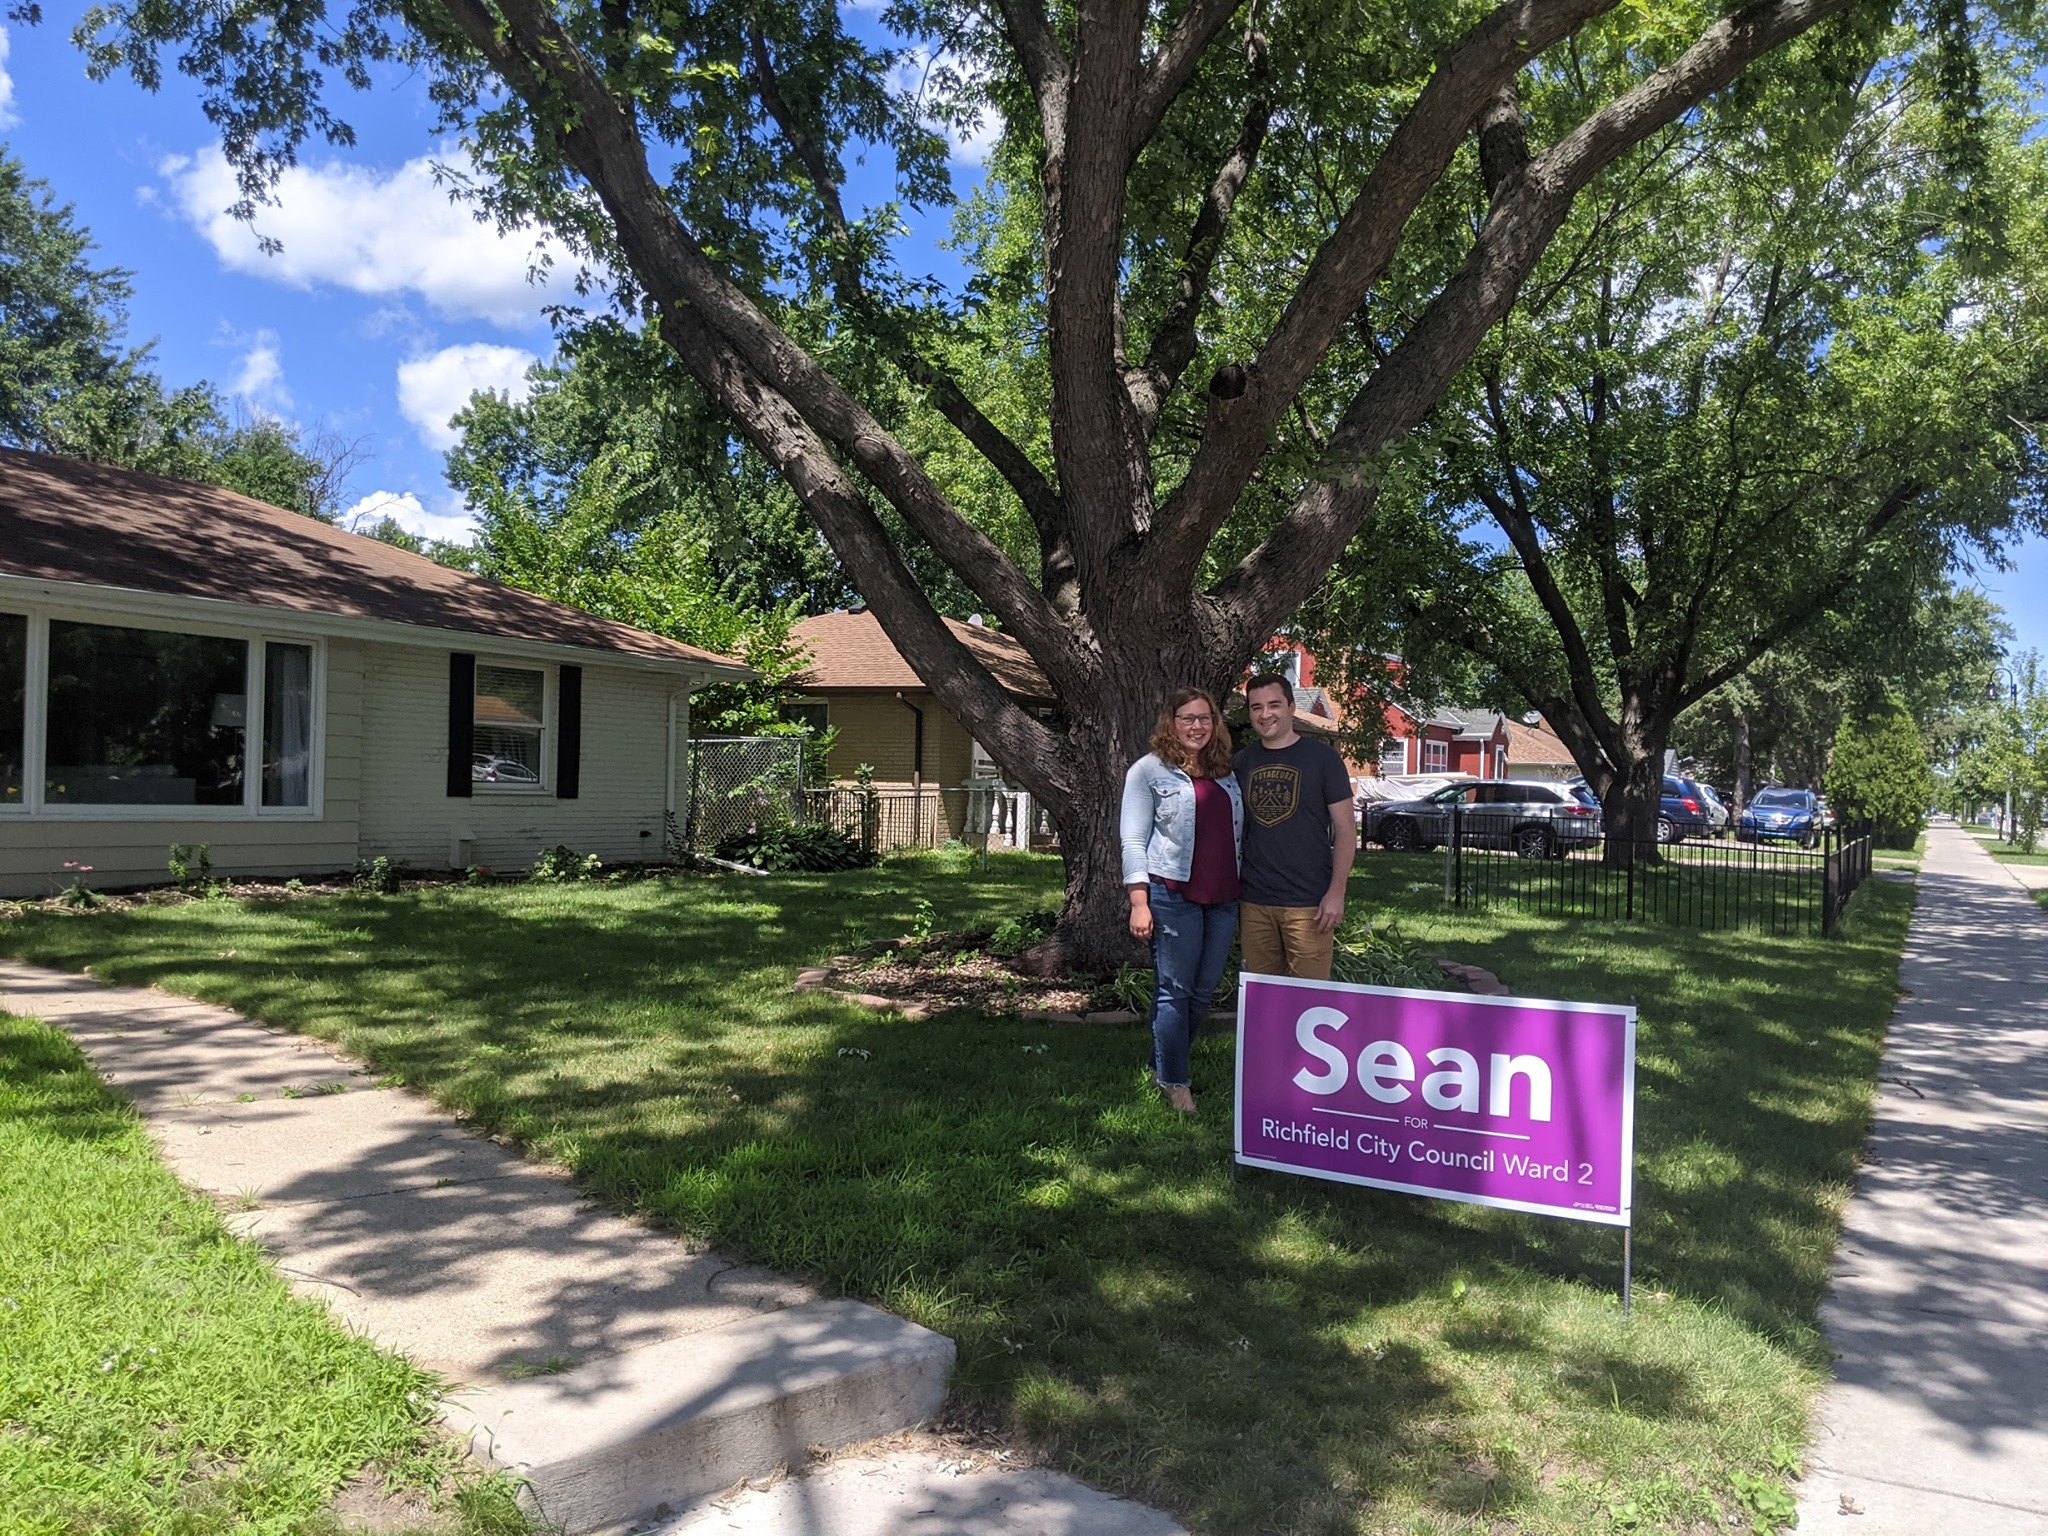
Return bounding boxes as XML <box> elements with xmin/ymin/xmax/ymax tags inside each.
<box><xmin>1162</xmin><ymin>1083</ymin><xmax>1197</xmax><ymax>1115</ymax></box>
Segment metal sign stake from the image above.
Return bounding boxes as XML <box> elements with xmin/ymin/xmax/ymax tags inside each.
<box><xmin>1622</xmin><ymin>1225</ymin><xmax>1633</xmax><ymax>1318</ymax></box>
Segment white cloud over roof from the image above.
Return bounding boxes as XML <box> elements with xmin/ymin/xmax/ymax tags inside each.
<box><xmin>159</xmin><ymin>147</ymin><xmax>579</xmax><ymax>329</ymax></box>
<box><xmin>396</xmin><ymin>342</ymin><xmax>538</xmax><ymax>451</ymax></box>
<box><xmin>343</xmin><ymin>488</ymin><xmax>478</xmax><ymax>546</ymax></box>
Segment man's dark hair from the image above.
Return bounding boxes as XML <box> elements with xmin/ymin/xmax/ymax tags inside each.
<box><xmin>1246</xmin><ymin>671</ymin><xmax>1294</xmax><ymax>705</ymax></box>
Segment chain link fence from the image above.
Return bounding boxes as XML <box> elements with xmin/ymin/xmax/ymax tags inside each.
<box><xmin>682</xmin><ymin>737</ymin><xmax>806</xmax><ymax>855</ymax></box>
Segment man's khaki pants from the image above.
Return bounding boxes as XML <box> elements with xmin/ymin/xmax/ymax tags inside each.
<box><xmin>1238</xmin><ymin>901</ymin><xmax>1333</xmax><ymax>980</ymax></box>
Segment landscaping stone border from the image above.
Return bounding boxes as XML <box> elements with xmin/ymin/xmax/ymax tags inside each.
<box><xmin>793</xmin><ymin>953</ymin><xmax>1509</xmax><ymax>1021</ymax></box>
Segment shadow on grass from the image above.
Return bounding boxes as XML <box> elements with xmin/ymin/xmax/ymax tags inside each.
<box><xmin>0</xmin><ymin>852</ymin><xmax>1920</xmax><ymax>1535</ymax></box>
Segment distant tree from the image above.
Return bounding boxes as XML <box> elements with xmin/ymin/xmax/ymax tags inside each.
<box><xmin>0</xmin><ymin>147</ymin><xmax>218</xmax><ymax>471</ymax></box>
<box><xmin>0</xmin><ymin>147</ymin><xmax>364</xmax><ymax>516</ymax></box>
<box><xmin>444</xmin><ymin>323</ymin><xmax>854</xmax><ymax>616</ymax></box>
<box><xmin>1315</xmin><ymin>44</ymin><xmax>2048</xmax><ymax>859</ymax></box>
<box><xmin>1825</xmin><ymin>694</ymin><xmax>1934</xmax><ymax>849</ymax></box>
<box><xmin>1956</xmin><ymin>654</ymin><xmax>2047</xmax><ymax>850</ymax></box>
<box><xmin>1675</xmin><ymin>583</ymin><xmax>2009</xmax><ymax>803</ymax></box>
<box><xmin>461</xmin><ymin>434</ymin><xmax>827</xmax><ymax>750</ymax></box>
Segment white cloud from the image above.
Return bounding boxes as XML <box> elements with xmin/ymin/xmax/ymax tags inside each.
<box><xmin>227</xmin><ymin>329</ymin><xmax>293</xmax><ymax>413</ymax></box>
<box><xmin>158</xmin><ymin>148</ymin><xmax>581</xmax><ymax>329</ymax></box>
<box><xmin>396</xmin><ymin>342</ymin><xmax>538</xmax><ymax>451</ymax></box>
<box><xmin>0</xmin><ymin>27</ymin><xmax>18</xmax><ymax>130</ymax></box>
<box><xmin>343</xmin><ymin>489</ymin><xmax>478</xmax><ymax>546</ymax></box>
<box><xmin>890</xmin><ymin>47</ymin><xmax>1002</xmax><ymax>169</ymax></box>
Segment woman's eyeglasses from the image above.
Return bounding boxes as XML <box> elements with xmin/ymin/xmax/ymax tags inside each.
<box><xmin>1174</xmin><ymin>712</ymin><xmax>1213</xmax><ymax>725</ymax></box>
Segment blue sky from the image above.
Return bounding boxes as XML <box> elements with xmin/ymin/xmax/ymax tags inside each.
<box><xmin>2</xmin><ymin>18</ymin><xmax>2045</xmax><ymax>664</ymax></box>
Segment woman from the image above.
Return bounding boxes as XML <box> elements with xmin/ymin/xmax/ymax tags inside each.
<box><xmin>1120</xmin><ymin>687</ymin><xmax>1244</xmax><ymax>1114</ymax></box>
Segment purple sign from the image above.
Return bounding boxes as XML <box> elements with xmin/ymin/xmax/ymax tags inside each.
<box><xmin>1235</xmin><ymin>975</ymin><xmax>1636</xmax><ymax>1226</ymax></box>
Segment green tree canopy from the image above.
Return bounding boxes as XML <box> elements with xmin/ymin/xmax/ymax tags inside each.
<box><xmin>0</xmin><ymin>146</ymin><xmax>357</xmax><ymax>518</ymax></box>
<box><xmin>1825</xmin><ymin>693</ymin><xmax>1936</xmax><ymax>848</ymax></box>
<box><xmin>57</xmin><ymin>0</ymin><xmax>2041</xmax><ymax>964</ymax></box>
<box><xmin>1310</xmin><ymin>30</ymin><xmax>2048</xmax><ymax>854</ymax></box>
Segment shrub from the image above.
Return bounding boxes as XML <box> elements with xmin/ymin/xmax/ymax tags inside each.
<box><xmin>712</xmin><ymin>822</ymin><xmax>875</xmax><ymax>873</ymax></box>
<box><xmin>351</xmin><ymin>856</ymin><xmax>400</xmax><ymax>894</ymax></box>
<box><xmin>1826</xmin><ymin>695</ymin><xmax>1934</xmax><ymax>850</ymax></box>
<box><xmin>531</xmin><ymin>845</ymin><xmax>603</xmax><ymax>882</ymax></box>
<box><xmin>166</xmin><ymin>842</ymin><xmax>211</xmax><ymax>891</ymax></box>
<box><xmin>988</xmin><ymin>905</ymin><xmax>1058</xmax><ymax>958</ymax></box>
<box><xmin>1330</xmin><ymin>915</ymin><xmax>1445</xmax><ymax>989</ymax></box>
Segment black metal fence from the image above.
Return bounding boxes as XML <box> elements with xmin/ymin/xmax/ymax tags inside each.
<box><xmin>1435</xmin><ymin>808</ymin><xmax>1876</xmax><ymax>936</ymax></box>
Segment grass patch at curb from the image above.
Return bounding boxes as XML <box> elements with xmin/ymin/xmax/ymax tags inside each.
<box><xmin>0</xmin><ymin>851</ymin><xmax>1914</xmax><ymax>1535</ymax></box>
<box><xmin>0</xmin><ymin>1012</ymin><xmax>531</xmax><ymax>1536</ymax></box>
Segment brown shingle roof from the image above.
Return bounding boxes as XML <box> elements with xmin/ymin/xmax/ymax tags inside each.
<box><xmin>792</xmin><ymin>610</ymin><xmax>1052</xmax><ymax>701</ymax></box>
<box><xmin>0</xmin><ymin>448</ymin><xmax>747</xmax><ymax>672</ymax></box>
<box><xmin>1508</xmin><ymin>718</ymin><xmax>1579</xmax><ymax>766</ymax></box>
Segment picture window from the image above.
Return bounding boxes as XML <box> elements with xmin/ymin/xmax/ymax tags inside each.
<box><xmin>473</xmin><ymin>663</ymin><xmax>547</xmax><ymax>787</ymax></box>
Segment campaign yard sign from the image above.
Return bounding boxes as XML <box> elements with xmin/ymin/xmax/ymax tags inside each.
<box><xmin>1235</xmin><ymin>974</ymin><xmax>1636</xmax><ymax>1227</ymax></box>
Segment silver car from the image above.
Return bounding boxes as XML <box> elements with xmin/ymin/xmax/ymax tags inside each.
<box><xmin>1365</xmin><ymin>779</ymin><xmax>1603</xmax><ymax>859</ymax></box>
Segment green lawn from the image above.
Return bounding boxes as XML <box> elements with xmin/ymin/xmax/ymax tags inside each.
<box><xmin>0</xmin><ymin>852</ymin><xmax>1914</xmax><ymax>1535</ymax></box>
<box><xmin>1981</xmin><ymin>839</ymin><xmax>2048</xmax><ymax>866</ymax></box>
<box><xmin>0</xmin><ymin>1013</ymin><xmax>529</xmax><ymax>1536</ymax></box>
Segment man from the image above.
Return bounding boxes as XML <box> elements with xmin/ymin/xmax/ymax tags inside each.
<box><xmin>1233</xmin><ymin>672</ymin><xmax>1357</xmax><ymax>979</ymax></box>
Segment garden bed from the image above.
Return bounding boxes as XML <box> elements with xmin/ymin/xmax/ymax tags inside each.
<box><xmin>798</xmin><ymin>920</ymin><xmax>1495</xmax><ymax>1023</ymax></box>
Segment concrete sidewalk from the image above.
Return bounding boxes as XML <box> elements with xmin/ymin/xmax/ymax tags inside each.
<box><xmin>0</xmin><ymin>960</ymin><xmax>1183</xmax><ymax>1536</ymax></box>
<box><xmin>1796</xmin><ymin>828</ymin><xmax>2048</xmax><ymax>1533</ymax></box>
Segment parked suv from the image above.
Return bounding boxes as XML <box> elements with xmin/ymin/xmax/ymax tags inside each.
<box><xmin>1365</xmin><ymin>779</ymin><xmax>1602</xmax><ymax>859</ymax></box>
<box><xmin>1738</xmin><ymin>787</ymin><xmax>1825</xmax><ymax>847</ymax></box>
<box><xmin>1659</xmin><ymin>774</ymin><xmax>1717</xmax><ymax>844</ymax></box>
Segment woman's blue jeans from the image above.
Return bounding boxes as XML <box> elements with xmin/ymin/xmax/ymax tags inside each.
<box><xmin>1147</xmin><ymin>879</ymin><xmax>1238</xmax><ymax>1089</ymax></box>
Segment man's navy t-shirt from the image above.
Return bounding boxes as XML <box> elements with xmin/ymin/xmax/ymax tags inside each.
<box><xmin>1233</xmin><ymin>737</ymin><xmax>1352</xmax><ymax>907</ymax></box>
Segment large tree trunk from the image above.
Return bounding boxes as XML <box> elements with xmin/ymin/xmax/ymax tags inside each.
<box><xmin>1597</xmin><ymin>702</ymin><xmax>1669</xmax><ymax>867</ymax></box>
<box><xmin>1020</xmin><ymin>635</ymin><xmax>1236</xmax><ymax>977</ymax></box>
<box><xmin>1733</xmin><ymin>709</ymin><xmax>1752</xmax><ymax>816</ymax></box>
<box><xmin>1023</xmin><ymin>778</ymin><xmax>1147</xmax><ymax>977</ymax></box>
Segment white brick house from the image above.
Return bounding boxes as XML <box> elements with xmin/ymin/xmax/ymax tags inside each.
<box><xmin>0</xmin><ymin>449</ymin><xmax>749</xmax><ymax>896</ymax></box>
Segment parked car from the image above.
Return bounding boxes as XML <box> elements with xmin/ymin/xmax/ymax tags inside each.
<box><xmin>1562</xmin><ymin>774</ymin><xmax>1715</xmax><ymax>844</ymax></box>
<box><xmin>1365</xmin><ymin>779</ymin><xmax>1602</xmax><ymax>859</ymax></box>
<box><xmin>1658</xmin><ymin>774</ymin><xmax>1717</xmax><ymax>844</ymax></box>
<box><xmin>1738</xmin><ymin>787</ymin><xmax>1825</xmax><ymax>847</ymax></box>
<box><xmin>1696</xmin><ymin>782</ymin><xmax>1732</xmax><ymax>836</ymax></box>
<box><xmin>472</xmin><ymin>752</ymin><xmax>540</xmax><ymax>784</ymax></box>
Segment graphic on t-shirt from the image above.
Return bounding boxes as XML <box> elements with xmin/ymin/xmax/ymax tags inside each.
<box><xmin>1246</xmin><ymin>764</ymin><xmax>1301</xmax><ymax>826</ymax></box>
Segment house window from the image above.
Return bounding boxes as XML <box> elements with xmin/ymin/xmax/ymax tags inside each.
<box><xmin>46</xmin><ymin>620</ymin><xmax>248</xmax><ymax>806</ymax></box>
<box><xmin>262</xmin><ymin>643</ymin><xmax>314</xmax><ymax>807</ymax></box>
<box><xmin>1</xmin><ymin>613</ymin><xmax>23</xmax><ymax>805</ymax></box>
<box><xmin>473</xmin><ymin>663</ymin><xmax>547</xmax><ymax>787</ymax></box>
<box><xmin>1378</xmin><ymin>742</ymin><xmax>1407</xmax><ymax>775</ymax></box>
<box><xmin>1423</xmin><ymin>739</ymin><xmax>1448</xmax><ymax>773</ymax></box>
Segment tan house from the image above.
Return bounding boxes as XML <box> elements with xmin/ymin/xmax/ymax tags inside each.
<box><xmin>1505</xmin><ymin>717</ymin><xmax>1582</xmax><ymax>782</ymax></box>
<box><xmin>789</xmin><ymin>610</ymin><xmax>1053</xmax><ymax>787</ymax></box>
<box><xmin>788</xmin><ymin>610</ymin><xmax>1055</xmax><ymax>848</ymax></box>
<box><xmin>0</xmin><ymin>449</ymin><xmax>749</xmax><ymax>896</ymax></box>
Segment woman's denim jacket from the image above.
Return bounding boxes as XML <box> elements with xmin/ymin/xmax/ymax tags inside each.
<box><xmin>1120</xmin><ymin>752</ymin><xmax>1245</xmax><ymax>887</ymax></box>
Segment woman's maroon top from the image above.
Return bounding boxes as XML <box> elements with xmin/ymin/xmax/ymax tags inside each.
<box><xmin>1178</xmin><ymin>775</ymin><xmax>1240</xmax><ymax>904</ymax></box>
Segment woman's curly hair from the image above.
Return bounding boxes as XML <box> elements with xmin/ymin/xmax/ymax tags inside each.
<box><xmin>1149</xmin><ymin>687</ymin><xmax>1233</xmax><ymax>777</ymax></box>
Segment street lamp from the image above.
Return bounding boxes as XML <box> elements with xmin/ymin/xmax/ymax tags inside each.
<box><xmin>1987</xmin><ymin>663</ymin><xmax>2022</xmax><ymax>840</ymax></box>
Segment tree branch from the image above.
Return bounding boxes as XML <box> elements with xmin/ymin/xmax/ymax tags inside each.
<box><xmin>1206</xmin><ymin>0</ymin><xmax>1859</xmax><ymax>655</ymax></box>
<box><xmin>747</xmin><ymin>22</ymin><xmax>1073</xmax><ymax>604</ymax></box>
<box><xmin>1678</xmin><ymin>480</ymin><xmax>1926</xmax><ymax>708</ymax></box>
<box><xmin>1126</xmin><ymin>28</ymin><xmax>1272</xmax><ymax>434</ymax></box>
<box><xmin>987</xmin><ymin>0</ymin><xmax>1070</xmax><ymax>156</ymax></box>
<box><xmin>1152</xmin><ymin>0</ymin><xmax>1622</xmax><ymax>578</ymax></box>
<box><xmin>433</xmin><ymin>0</ymin><xmax>1088</xmax><ymax>695</ymax></box>
<box><xmin>1129</xmin><ymin>0</ymin><xmax>1247</xmax><ymax>163</ymax></box>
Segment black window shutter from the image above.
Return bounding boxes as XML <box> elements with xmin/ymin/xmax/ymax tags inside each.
<box><xmin>556</xmin><ymin>665</ymin><xmax>582</xmax><ymax>800</ymax></box>
<box><xmin>447</xmin><ymin>652</ymin><xmax>475</xmax><ymax>798</ymax></box>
